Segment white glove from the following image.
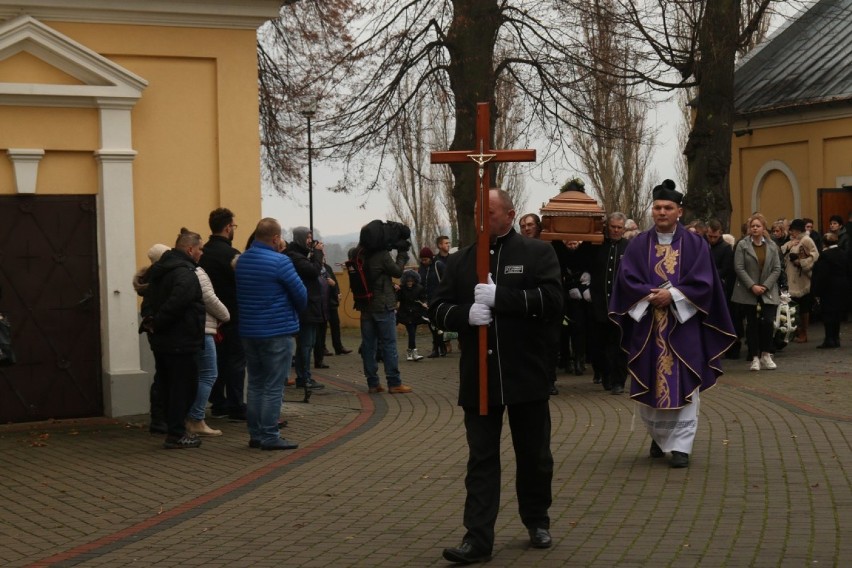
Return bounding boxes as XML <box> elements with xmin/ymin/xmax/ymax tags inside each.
<box><xmin>568</xmin><ymin>288</ymin><xmax>582</xmax><ymax>301</ymax></box>
<box><xmin>468</xmin><ymin>303</ymin><xmax>493</xmax><ymax>326</ymax></box>
<box><xmin>474</xmin><ymin>273</ymin><xmax>497</xmax><ymax>308</ymax></box>
<box><xmin>580</xmin><ymin>272</ymin><xmax>591</xmax><ymax>286</ymax></box>
<box><xmin>582</xmin><ymin>289</ymin><xmax>592</xmax><ymax>302</ymax></box>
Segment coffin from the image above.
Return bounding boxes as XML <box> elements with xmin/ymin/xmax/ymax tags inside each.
<box><xmin>539</xmin><ymin>190</ymin><xmax>606</xmax><ymax>244</ymax></box>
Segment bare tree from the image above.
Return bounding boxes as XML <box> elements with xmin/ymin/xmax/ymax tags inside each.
<box><xmin>570</xmin><ymin>0</ymin><xmax>655</xmax><ymax>222</ymax></box>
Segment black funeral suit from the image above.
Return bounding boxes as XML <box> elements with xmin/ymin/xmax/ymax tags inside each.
<box><xmin>589</xmin><ymin>235</ymin><xmax>629</xmax><ymax>391</ymax></box>
<box><xmin>429</xmin><ymin>227</ymin><xmax>563</xmax><ymax>557</ymax></box>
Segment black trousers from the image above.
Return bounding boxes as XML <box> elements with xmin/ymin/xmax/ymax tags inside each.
<box><xmin>328</xmin><ymin>306</ymin><xmax>346</xmax><ymax>353</ymax></box>
<box><xmin>209</xmin><ymin>322</ymin><xmax>246</xmax><ymax>414</ymax></box>
<box><xmin>739</xmin><ymin>301</ymin><xmax>777</xmax><ymax>358</ymax></box>
<box><xmin>462</xmin><ymin>399</ymin><xmax>553</xmax><ymax>552</ymax></box>
<box><xmin>590</xmin><ymin>319</ymin><xmax>628</xmax><ymax>389</ymax></box>
<box><xmin>314</xmin><ymin>321</ymin><xmax>328</xmax><ymax>365</ymax></box>
<box><xmin>153</xmin><ymin>351</ymin><xmax>198</xmax><ymax>439</ymax></box>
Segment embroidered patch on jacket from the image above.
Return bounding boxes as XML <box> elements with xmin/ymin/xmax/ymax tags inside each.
<box><xmin>504</xmin><ymin>265</ymin><xmax>524</xmax><ymax>274</ymax></box>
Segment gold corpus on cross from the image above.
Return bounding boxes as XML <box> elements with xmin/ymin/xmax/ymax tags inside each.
<box><xmin>430</xmin><ymin>102</ymin><xmax>537</xmax><ymax>415</ymax></box>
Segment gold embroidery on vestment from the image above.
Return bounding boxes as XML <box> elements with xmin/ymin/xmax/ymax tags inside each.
<box><xmin>653</xmin><ymin>307</ymin><xmax>672</xmax><ymax>408</ymax></box>
<box><xmin>654</xmin><ymin>244</ymin><xmax>679</xmax><ymax>280</ymax></box>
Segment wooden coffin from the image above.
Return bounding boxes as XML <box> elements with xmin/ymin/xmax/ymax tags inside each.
<box><xmin>539</xmin><ymin>190</ymin><xmax>606</xmax><ymax>244</ymax></box>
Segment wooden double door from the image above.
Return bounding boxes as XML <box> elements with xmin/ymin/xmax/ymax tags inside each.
<box><xmin>0</xmin><ymin>195</ymin><xmax>102</xmax><ymax>423</ymax></box>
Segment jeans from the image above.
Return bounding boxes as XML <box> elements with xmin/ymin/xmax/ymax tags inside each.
<box><xmin>188</xmin><ymin>335</ymin><xmax>217</xmax><ymax>421</ymax></box>
<box><xmin>243</xmin><ymin>335</ymin><xmax>295</xmax><ymax>445</ymax></box>
<box><xmin>295</xmin><ymin>323</ymin><xmax>317</xmax><ymax>385</ymax></box>
<box><xmin>360</xmin><ymin>309</ymin><xmax>401</xmax><ymax>387</ymax></box>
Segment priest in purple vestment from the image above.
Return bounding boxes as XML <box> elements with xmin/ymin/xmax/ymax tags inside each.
<box><xmin>609</xmin><ymin>180</ymin><xmax>735</xmax><ymax>468</ymax></box>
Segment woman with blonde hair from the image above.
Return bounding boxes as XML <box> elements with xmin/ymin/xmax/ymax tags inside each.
<box><xmin>780</xmin><ymin>219</ymin><xmax>819</xmax><ymax>342</ymax></box>
<box><xmin>732</xmin><ymin>213</ymin><xmax>783</xmax><ymax>371</ymax></box>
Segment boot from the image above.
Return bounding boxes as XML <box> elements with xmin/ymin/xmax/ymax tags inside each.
<box><xmin>406</xmin><ymin>349</ymin><xmax>414</xmax><ymax>361</ymax></box>
<box><xmin>185</xmin><ymin>418</ymin><xmax>222</xmax><ymax>437</ymax></box>
<box><xmin>795</xmin><ymin>312</ymin><xmax>809</xmax><ymax>343</ymax></box>
<box><xmin>411</xmin><ymin>348</ymin><xmax>424</xmax><ymax>361</ymax></box>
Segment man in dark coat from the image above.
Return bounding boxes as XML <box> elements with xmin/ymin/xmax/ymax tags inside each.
<box><xmin>706</xmin><ymin>219</ymin><xmax>739</xmax><ymax>358</ymax></box>
<box><xmin>287</xmin><ymin>227</ymin><xmax>327</xmax><ymax>390</ymax></box>
<box><xmin>141</xmin><ymin>229</ymin><xmax>206</xmax><ymax>449</ymax></box>
<box><xmin>430</xmin><ymin>189</ymin><xmax>563</xmax><ymax>564</ymax></box>
<box><xmin>588</xmin><ymin>212</ymin><xmax>629</xmax><ymax>393</ymax></box>
<box><xmin>812</xmin><ymin>232</ymin><xmax>850</xmax><ymax>348</ymax></box>
<box><xmin>199</xmin><ymin>208</ymin><xmax>246</xmax><ymax>420</ymax></box>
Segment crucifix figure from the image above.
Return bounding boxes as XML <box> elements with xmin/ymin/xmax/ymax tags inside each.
<box><xmin>431</xmin><ymin>102</ymin><xmax>536</xmax><ymax>415</ymax></box>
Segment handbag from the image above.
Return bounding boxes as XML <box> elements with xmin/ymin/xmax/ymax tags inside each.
<box><xmin>0</xmin><ymin>312</ymin><xmax>16</xmax><ymax>366</ymax></box>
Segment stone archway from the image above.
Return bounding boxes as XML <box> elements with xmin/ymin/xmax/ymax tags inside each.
<box><xmin>751</xmin><ymin>160</ymin><xmax>801</xmax><ymax>219</ymax></box>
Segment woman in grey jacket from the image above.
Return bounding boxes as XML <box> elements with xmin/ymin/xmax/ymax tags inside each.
<box><xmin>732</xmin><ymin>213</ymin><xmax>782</xmax><ymax>371</ymax></box>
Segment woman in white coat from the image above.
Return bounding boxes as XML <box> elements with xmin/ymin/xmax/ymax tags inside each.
<box><xmin>731</xmin><ymin>213</ymin><xmax>782</xmax><ymax>372</ymax></box>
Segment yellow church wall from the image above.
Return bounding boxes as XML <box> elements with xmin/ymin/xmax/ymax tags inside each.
<box><xmin>0</xmin><ymin>106</ymin><xmax>99</xmax><ymax>151</ymax></box>
<box><xmin>38</xmin><ymin>151</ymin><xmax>99</xmax><ymax>194</ymax></box>
<box><xmin>731</xmin><ymin>115</ymin><xmax>852</xmax><ymax>231</ymax></box>
<box><xmin>35</xmin><ymin>21</ymin><xmax>263</xmax><ymax>266</ymax></box>
<box><xmin>0</xmin><ymin>50</ymin><xmax>83</xmax><ymax>84</ymax></box>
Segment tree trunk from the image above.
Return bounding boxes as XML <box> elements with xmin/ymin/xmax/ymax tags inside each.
<box><xmin>683</xmin><ymin>0</ymin><xmax>739</xmax><ymax>230</ymax></box>
<box><xmin>447</xmin><ymin>0</ymin><xmax>500</xmax><ymax>246</ymax></box>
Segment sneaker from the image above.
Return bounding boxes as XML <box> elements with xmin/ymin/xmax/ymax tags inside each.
<box><xmin>406</xmin><ymin>349</ymin><xmax>414</xmax><ymax>362</ymax></box>
<box><xmin>368</xmin><ymin>385</ymin><xmax>386</xmax><ymax>394</ymax></box>
<box><xmin>185</xmin><ymin>419</ymin><xmax>222</xmax><ymax>437</ymax></box>
<box><xmin>388</xmin><ymin>384</ymin><xmax>413</xmax><ymax>394</ymax></box>
<box><xmin>411</xmin><ymin>349</ymin><xmax>424</xmax><ymax>361</ymax></box>
<box><xmin>750</xmin><ymin>357</ymin><xmax>760</xmax><ymax>371</ymax></box>
<box><xmin>163</xmin><ymin>434</ymin><xmax>202</xmax><ymax>449</ymax></box>
<box><xmin>759</xmin><ymin>353</ymin><xmax>777</xmax><ymax>370</ymax></box>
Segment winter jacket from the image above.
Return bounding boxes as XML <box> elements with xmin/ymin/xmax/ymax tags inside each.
<box><xmin>140</xmin><ymin>248</ymin><xmax>205</xmax><ymax>354</ymax></box>
<box><xmin>731</xmin><ymin>237</ymin><xmax>782</xmax><ymax>306</ymax></box>
<box><xmin>812</xmin><ymin>245</ymin><xmax>851</xmax><ymax>322</ymax></box>
<box><xmin>363</xmin><ymin>248</ymin><xmax>408</xmax><ymax>313</ymax></box>
<box><xmin>396</xmin><ymin>271</ymin><xmax>428</xmax><ymax>326</ymax></box>
<box><xmin>780</xmin><ymin>235</ymin><xmax>819</xmax><ymax>298</ymax></box>
<box><xmin>287</xmin><ymin>241</ymin><xmax>326</xmax><ymax>324</ymax></box>
<box><xmin>196</xmin><ymin>266</ymin><xmax>230</xmax><ymax>335</ymax></box>
<box><xmin>198</xmin><ymin>235</ymin><xmax>241</xmax><ymax>324</ymax></box>
<box><xmin>235</xmin><ymin>241</ymin><xmax>307</xmax><ymax>338</ymax></box>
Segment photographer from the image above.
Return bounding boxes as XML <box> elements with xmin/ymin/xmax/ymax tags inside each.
<box><xmin>355</xmin><ymin>220</ymin><xmax>414</xmax><ymax>394</ymax></box>
<box><xmin>287</xmin><ymin>227</ymin><xmax>327</xmax><ymax>390</ymax></box>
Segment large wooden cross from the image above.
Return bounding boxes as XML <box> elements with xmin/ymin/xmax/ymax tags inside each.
<box><xmin>431</xmin><ymin>102</ymin><xmax>536</xmax><ymax>415</ymax></box>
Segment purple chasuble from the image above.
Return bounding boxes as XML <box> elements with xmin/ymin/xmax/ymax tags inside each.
<box><xmin>608</xmin><ymin>226</ymin><xmax>735</xmax><ymax>409</ymax></box>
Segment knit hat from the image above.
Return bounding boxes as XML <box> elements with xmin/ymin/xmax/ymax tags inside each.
<box><xmin>419</xmin><ymin>247</ymin><xmax>434</xmax><ymax>258</ymax></box>
<box><xmin>147</xmin><ymin>243</ymin><xmax>169</xmax><ymax>264</ymax></box>
<box><xmin>652</xmin><ymin>179</ymin><xmax>683</xmax><ymax>205</ymax></box>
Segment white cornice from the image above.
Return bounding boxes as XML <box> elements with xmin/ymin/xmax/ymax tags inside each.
<box><xmin>734</xmin><ymin>104</ymin><xmax>852</xmax><ymax>131</ymax></box>
<box><xmin>0</xmin><ymin>0</ymin><xmax>282</xmax><ymax>30</ymax></box>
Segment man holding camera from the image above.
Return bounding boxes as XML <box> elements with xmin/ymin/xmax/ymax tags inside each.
<box><xmin>356</xmin><ymin>220</ymin><xmax>414</xmax><ymax>394</ymax></box>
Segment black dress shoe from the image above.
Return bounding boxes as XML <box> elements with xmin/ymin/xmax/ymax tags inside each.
<box><xmin>335</xmin><ymin>348</ymin><xmax>352</xmax><ymax>355</ymax></box>
<box><xmin>426</xmin><ymin>350</ymin><xmax>440</xmax><ymax>358</ymax></box>
<box><xmin>549</xmin><ymin>384</ymin><xmax>559</xmax><ymax>395</ymax></box>
<box><xmin>670</xmin><ymin>451</ymin><xmax>690</xmax><ymax>468</ymax></box>
<box><xmin>528</xmin><ymin>527</ymin><xmax>552</xmax><ymax>549</ymax></box>
<box><xmin>611</xmin><ymin>384</ymin><xmax>624</xmax><ymax>395</ymax></box>
<box><xmin>442</xmin><ymin>542</ymin><xmax>491</xmax><ymax>564</ymax></box>
<box><xmin>650</xmin><ymin>440</ymin><xmax>664</xmax><ymax>458</ymax></box>
<box><xmin>314</xmin><ymin>363</ymin><xmax>330</xmax><ymax>369</ymax></box>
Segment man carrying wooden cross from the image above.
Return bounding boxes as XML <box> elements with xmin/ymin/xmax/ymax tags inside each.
<box><xmin>428</xmin><ymin>188</ymin><xmax>563</xmax><ymax>563</ymax></box>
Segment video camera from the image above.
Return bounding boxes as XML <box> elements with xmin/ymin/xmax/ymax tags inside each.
<box><xmin>359</xmin><ymin>220</ymin><xmax>412</xmax><ymax>253</ymax></box>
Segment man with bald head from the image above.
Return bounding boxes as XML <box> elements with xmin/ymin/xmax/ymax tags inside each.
<box><xmin>430</xmin><ymin>189</ymin><xmax>563</xmax><ymax>564</ymax></box>
<box><xmin>235</xmin><ymin>218</ymin><xmax>307</xmax><ymax>451</ymax></box>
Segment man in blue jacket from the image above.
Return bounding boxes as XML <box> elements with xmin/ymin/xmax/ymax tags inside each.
<box><xmin>235</xmin><ymin>218</ymin><xmax>307</xmax><ymax>451</ymax></box>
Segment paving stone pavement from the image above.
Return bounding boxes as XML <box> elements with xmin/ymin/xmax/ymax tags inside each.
<box><xmin>1</xmin><ymin>324</ymin><xmax>851</xmax><ymax>567</ymax></box>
